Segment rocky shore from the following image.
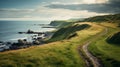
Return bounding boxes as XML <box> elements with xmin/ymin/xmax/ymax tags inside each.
<box><xmin>0</xmin><ymin>30</ymin><xmax>54</xmax><ymax>52</ymax></box>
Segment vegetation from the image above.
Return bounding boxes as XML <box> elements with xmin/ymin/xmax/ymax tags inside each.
<box><xmin>0</xmin><ymin>22</ymin><xmax>103</xmax><ymax>67</ymax></box>
<box><xmin>48</xmin><ymin>24</ymin><xmax>91</xmax><ymax>42</ymax></box>
<box><xmin>81</xmin><ymin>13</ymin><xmax>120</xmax><ymax>23</ymax></box>
<box><xmin>88</xmin><ymin>22</ymin><xmax>120</xmax><ymax>67</ymax></box>
<box><xmin>50</xmin><ymin>20</ymin><xmax>74</xmax><ymax>28</ymax></box>
<box><xmin>0</xmin><ymin>14</ymin><xmax>120</xmax><ymax>67</ymax></box>
<box><xmin>107</xmin><ymin>31</ymin><xmax>120</xmax><ymax>44</ymax></box>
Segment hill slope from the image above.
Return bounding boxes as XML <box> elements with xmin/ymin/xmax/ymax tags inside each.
<box><xmin>81</xmin><ymin>14</ymin><xmax>120</xmax><ymax>23</ymax></box>
<box><xmin>107</xmin><ymin>31</ymin><xmax>120</xmax><ymax>44</ymax></box>
<box><xmin>48</xmin><ymin>24</ymin><xmax>91</xmax><ymax>42</ymax></box>
<box><xmin>88</xmin><ymin>22</ymin><xmax>120</xmax><ymax>67</ymax></box>
<box><xmin>0</xmin><ymin>14</ymin><xmax>120</xmax><ymax>67</ymax></box>
<box><xmin>0</xmin><ymin>22</ymin><xmax>104</xmax><ymax>67</ymax></box>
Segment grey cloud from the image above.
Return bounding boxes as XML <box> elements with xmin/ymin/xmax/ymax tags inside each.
<box><xmin>46</xmin><ymin>0</ymin><xmax>120</xmax><ymax>13</ymax></box>
<box><xmin>0</xmin><ymin>9</ymin><xmax>34</xmax><ymax>13</ymax></box>
<box><xmin>0</xmin><ymin>9</ymin><xmax>34</xmax><ymax>18</ymax></box>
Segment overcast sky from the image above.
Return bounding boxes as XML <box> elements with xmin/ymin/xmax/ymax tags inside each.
<box><xmin>0</xmin><ymin>0</ymin><xmax>119</xmax><ymax>21</ymax></box>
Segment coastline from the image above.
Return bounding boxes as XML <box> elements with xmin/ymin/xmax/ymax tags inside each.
<box><xmin>0</xmin><ymin>21</ymin><xmax>56</xmax><ymax>52</ymax></box>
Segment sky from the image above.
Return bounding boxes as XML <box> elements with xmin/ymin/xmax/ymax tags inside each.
<box><xmin>0</xmin><ymin>0</ymin><xmax>119</xmax><ymax>21</ymax></box>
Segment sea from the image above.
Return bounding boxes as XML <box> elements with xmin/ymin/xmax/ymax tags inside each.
<box><xmin>0</xmin><ymin>21</ymin><xmax>55</xmax><ymax>42</ymax></box>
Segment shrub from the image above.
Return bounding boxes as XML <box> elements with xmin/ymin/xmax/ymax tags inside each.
<box><xmin>107</xmin><ymin>31</ymin><xmax>120</xmax><ymax>44</ymax></box>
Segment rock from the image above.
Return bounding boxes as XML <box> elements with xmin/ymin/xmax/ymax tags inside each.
<box><xmin>27</xmin><ymin>29</ymin><xmax>34</xmax><ymax>33</ymax></box>
<box><xmin>33</xmin><ymin>40</ymin><xmax>40</xmax><ymax>45</ymax></box>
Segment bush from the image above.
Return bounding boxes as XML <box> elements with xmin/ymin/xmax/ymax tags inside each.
<box><xmin>67</xmin><ymin>33</ymin><xmax>78</xmax><ymax>39</ymax></box>
<box><xmin>107</xmin><ymin>31</ymin><xmax>120</xmax><ymax>44</ymax></box>
<box><xmin>48</xmin><ymin>24</ymin><xmax>90</xmax><ymax>42</ymax></box>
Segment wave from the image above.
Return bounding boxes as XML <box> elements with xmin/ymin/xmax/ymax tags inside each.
<box><xmin>9</xmin><ymin>37</ymin><xmax>28</xmax><ymax>41</ymax></box>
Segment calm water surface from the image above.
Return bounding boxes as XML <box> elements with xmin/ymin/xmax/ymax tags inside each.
<box><xmin>0</xmin><ymin>21</ymin><xmax>55</xmax><ymax>42</ymax></box>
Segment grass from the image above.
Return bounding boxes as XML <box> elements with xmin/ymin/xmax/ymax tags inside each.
<box><xmin>0</xmin><ymin>22</ymin><xmax>104</xmax><ymax>67</ymax></box>
<box><xmin>88</xmin><ymin>23</ymin><xmax>120</xmax><ymax>67</ymax></box>
<box><xmin>47</xmin><ymin>24</ymin><xmax>91</xmax><ymax>42</ymax></box>
<box><xmin>0</xmin><ymin>42</ymin><xmax>85</xmax><ymax>67</ymax></box>
<box><xmin>81</xmin><ymin>13</ymin><xmax>120</xmax><ymax>22</ymax></box>
<box><xmin>50</xmin><ymin>20</ymin><xmax>74</xmax><ymax>28</ymax></box>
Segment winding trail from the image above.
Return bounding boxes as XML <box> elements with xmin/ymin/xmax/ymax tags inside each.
<box><xmin>79</xmin><ymin>28</ymin><xmax>108</xmax><ymax>67</ymax></box>
<box><xmin>82</xmin><ymin>42</ymin><xmax>102</xmax><ymax>67</ymax></box>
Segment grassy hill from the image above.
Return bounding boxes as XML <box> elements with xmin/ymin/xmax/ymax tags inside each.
<box><xmin>0</xmin><ymin>14</ymin><xmax>120</xmax><ymax>67</ymax></box>
<box><xmin>88</xmin><ymin>22</ymin><xmax>120</xmax><ymax>67</ymax></box>
<box><xmin>47</xmin><ymin>24</ymin><xmax>91</xmax><ymax>42</ymax></box>
<box><xmin>0</xmin><ymin>22</ymin><xmax>104</xmax><ymax>67</ymax></box>
<box><xmin>107</xmin><ymin>31</ymin><xmax>120</xmax><ymax>44</ymax></box>
<box><xmin>81</xmin><ymin>13</ymin><xmax>120</xmax><ymax>23</ymax></box>
<box><xmin>50</xmin><ymin>20</ymin><xmax>74</xmax><ymax>28</ymax></box>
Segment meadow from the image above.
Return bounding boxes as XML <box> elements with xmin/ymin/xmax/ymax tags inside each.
<box><xmin>0</xmin><ymin>22</ymin><xmax>104</xmax><ymax>67</ymax></box>
<box><xmin>88</xmin><ymin>22</ymin><xmax>120</xmax><ymax>67</ymax></box>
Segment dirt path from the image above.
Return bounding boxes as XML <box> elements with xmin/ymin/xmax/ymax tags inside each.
<box><xmin>82</xmin><ymin>42</ymin><xmax>102</xmax><ymax>67</ymax></box>
<box><xmin>79</xmin><ymin>28</ymin><xmax>108</xmax><ymax>67</ymax></box>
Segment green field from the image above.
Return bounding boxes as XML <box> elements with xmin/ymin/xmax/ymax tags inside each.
<box><xmin>88</xmin><ymin>22</ymin><xmax>120</xmax><ymax>67</ymax></box>
<box><xmin>0</xmin><ymin>22</ymin><xmax>104</xmax><ymax>67</ymax></box>
<box><xmin>0</xmin><ymin>14</ymin><xmax>120</xmax><ymax>67</ymax></box>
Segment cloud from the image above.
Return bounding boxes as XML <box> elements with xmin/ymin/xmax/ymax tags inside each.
<box><xmin>96</xmin><ymin>0</ymin><xmax>109</xmax><ymax>3</ymax></box>
<box><xmin>0</xmin><ymin>17</ymin><xmax>53</xmax><ymax>21</ymax></box>
<box><xmin>83</xmin><ymin>0</ymin><xmax>108</xmax><ymax>4</ymax></box>
<box><xmin>0</xmin><ymin>6</ymin><xmax>107</xmax><ymax>21</ymax></box>
<box><xmin>0</xmin><ymin>8</ymin><xmax>34</xmax><ymax>18</ymax></box>
<box><xmin>0</xmin><ymin>0</ymin><xmax>112</xmax><ymax>21</ymax></box>
<box><xmin>0</xmin><ymin>0</ymin><xmax>113</xmax><ymax>21</ymax></box>
<box><xmin>46</xmin><ymin>0</ymin><xmax>120</xmax><ymax>13</ymax></box>
<box><xmin>0</xmin><ymin>8</ymin><xmax>34</xmax><ymax>12</ymax></box>
<box><xmin>49</xmin><ymin>0</ymin><xmax>108</xmax><ymax>5</ymax></box>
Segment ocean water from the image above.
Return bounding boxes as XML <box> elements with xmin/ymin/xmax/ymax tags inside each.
<box><xmin>0</xmin><ymin>21</ymin><xmax>55</xmax><ymax>42</ymax></box>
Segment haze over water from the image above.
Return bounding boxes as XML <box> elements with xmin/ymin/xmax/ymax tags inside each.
<box><xmin>0</xmin><ymin>21</ymin><xmax>55</xmax><ymax>42</ymax></box>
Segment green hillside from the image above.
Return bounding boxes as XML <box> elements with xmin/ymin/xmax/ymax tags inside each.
<box><xmin>81</xmin><ymin>13</ymin><xmax>120</xmax><ymax>23</ymax></box>
<box><xmin>107</xmin><ymin>31</ymin><xmax>120</xmax><ymax>44</ymax></box>
<box><xmin>88</xmin><ymin>22</ymin><xmax>120</xmax><ymax>67</ymax></box>
<box><xmin>0</xmin><ymin>14</ymin><xmax>120</xmax><ymax>67</ymax></box>
<box><xmin>48</xmin><ymin>24</ymin><xmax>91</xmax><ymax>42</ymax></box>
<box><xmin>0</xmin><ymin>22</ymin><xmax>104</xmax><ymax>67</ymax></box>
<box><xmin>50</xmin><ymin>20</ymin><xmax>74</xmax><ymax>28</ymax></box>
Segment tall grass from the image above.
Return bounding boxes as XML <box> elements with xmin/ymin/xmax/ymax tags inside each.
<box><xmin>0</xmin><ymin>22</ymin><xmax>104</xmax><ymax>67</ymax></box>
<box><xmin>47</xmin><ymin>24</ymin><xmax>91</xmax><ymax>42</ymax></box>
<box><xmin>88</xmin><ymin>23</ymin><xmax>120</xmax><ymax>67</ymax></box>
